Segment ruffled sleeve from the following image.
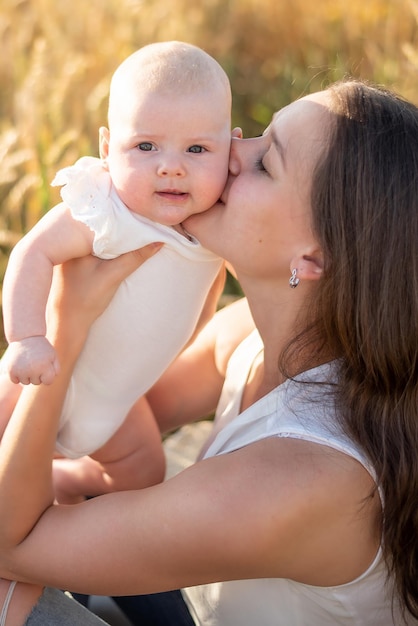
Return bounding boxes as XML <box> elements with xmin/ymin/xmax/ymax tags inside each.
<box><xmin>51</xmin><ymin>156</ymin><xmax>117</xmax><ymax>258</ymax></box>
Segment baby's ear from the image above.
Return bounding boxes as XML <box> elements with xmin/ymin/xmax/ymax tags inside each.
<box><xmin>231</xmin><ymin>127</ymin><xmax>243</xmax><ymax>139</ymax></box>
<box><xmin>99</xmin><ymin>127</ymin><xmax>110</xmax><ymax>160</ymax></box>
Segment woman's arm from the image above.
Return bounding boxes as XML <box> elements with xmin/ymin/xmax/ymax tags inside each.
<box><xmin>0</xmin><ymin>244</ymin><xmax>162</xmax><ymax>547</ymax></box>
<box><xmin>0</xmin><ymin>435</ymin><xmax>377</xmax><ymax>595</ymax></box>
<box><xmin>0</xmin><ymin>247</ymin><xmax>378</xmax><ymax>595</ymax></box>
<box><xmin>147</xmin><ymin>296</ymin><xmax>255</xmax><ymax>434</ymax></box>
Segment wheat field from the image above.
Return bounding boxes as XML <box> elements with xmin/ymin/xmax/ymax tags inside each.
<box><xmin>1</xmin><ymin>0</ymin><xmax>418</xmax><ymax>348</ymax></box>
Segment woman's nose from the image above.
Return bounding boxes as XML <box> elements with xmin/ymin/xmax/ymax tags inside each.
<box><xmin>157</xmin><ymin>156</ymin><xmax>185</xmax><ymax>177</ymax></box>
<box><xmin>229</xmin><ymin>135</ymin><xmax>264</xmax><ymax>176</ymax></box>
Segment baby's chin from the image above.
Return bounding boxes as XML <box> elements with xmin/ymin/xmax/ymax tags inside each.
<box><xmin>147</xmin><ymin>207</ymin><xmax>196</xmax><ymax>228</ymax></box>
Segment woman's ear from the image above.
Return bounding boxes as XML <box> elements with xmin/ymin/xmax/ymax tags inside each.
<box><xmin>290</xmin><ymin>248</ymin><xmax>323</xmax><ymax>282</ymax></box>
<box><xmin>99</xmin><ymin>127</ymin><xmax>110</xmax><ymax>160</ymax></box>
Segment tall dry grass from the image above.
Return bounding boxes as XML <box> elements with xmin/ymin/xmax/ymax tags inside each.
<box><xmin>1</xmin><ymin>0</ymin><xmax>418</xmax><ymax>348</ymax></box>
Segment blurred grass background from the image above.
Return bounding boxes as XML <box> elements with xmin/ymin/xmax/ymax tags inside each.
<box><xmin>1</xmin><ymin>0</ymin><xmax>418</xmax><ymax>350</ymax></box>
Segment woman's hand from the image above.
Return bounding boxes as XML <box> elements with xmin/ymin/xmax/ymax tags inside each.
<box><xmin>46</xmin><ymin>243</ymin><xmax>163</xmax><ymax>343</ymax></box>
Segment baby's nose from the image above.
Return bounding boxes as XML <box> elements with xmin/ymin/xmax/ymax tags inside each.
<box><xmin>157</xmin><ymin>157</ymin><xmax>185</xmax><ymax>177</ymax></box>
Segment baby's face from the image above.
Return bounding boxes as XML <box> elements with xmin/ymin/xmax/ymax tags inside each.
<box><xmin>100</xmin><ymin>88</ymin><xmax>231</xmax><ymax>226</ymax></box>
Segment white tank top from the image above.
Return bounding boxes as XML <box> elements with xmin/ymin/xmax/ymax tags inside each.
<box><xmin>183</xmin><ymin>331</ymin><xmax>417</xmax><ymax>625</ymax></box>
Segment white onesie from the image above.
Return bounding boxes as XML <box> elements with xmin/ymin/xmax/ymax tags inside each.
<box><xmin>49</xmin><ymin>156</ymin><xmax>222</xmax><ymax>458</ymax></box>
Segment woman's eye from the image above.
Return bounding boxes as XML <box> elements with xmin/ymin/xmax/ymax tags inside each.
<box><xmin>255</xmin><ymin>158</ymin><xmax>268</xmax><ymax>174</ymax></box>
<box><xmin>188</xmin><ymin>145</ymin><xmax>206</xmax><ymax>153</ymax></box>
<box><xmin>138</xmin><ymin>142</ymin><xmax>154</xmax><ymax>151</ymax></box>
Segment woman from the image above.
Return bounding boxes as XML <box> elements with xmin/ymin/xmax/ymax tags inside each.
<box><xmin>0</xmin><ymin>79</ymin><xmax>418</xmax><ymax>625</ymax></box>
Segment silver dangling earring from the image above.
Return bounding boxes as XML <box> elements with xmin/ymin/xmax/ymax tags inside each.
<box><xmin>289</xmin><ymin>268</ymin><xmax>300</xmax><ymax>288</ymax></box>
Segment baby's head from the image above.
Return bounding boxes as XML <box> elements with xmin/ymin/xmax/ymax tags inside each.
<box><xmin>100</xmin><ymin>41</ymin><xmax>233</xmax><ymax>227</ymax></box>
<box><xmin>108</xmin><ymin>41</ymin><xmax>231</xmax><ymax>127</ymax></box>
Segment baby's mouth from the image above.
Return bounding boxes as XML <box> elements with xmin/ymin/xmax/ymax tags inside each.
<box><xmin>157</xmin><ymin>189</ymin><xmax>187</xmax><ymax>198</ymax></box>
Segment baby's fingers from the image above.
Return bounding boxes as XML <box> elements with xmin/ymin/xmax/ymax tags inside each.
<box><xmin>39</xmin><ymin>357</ymin><xmax>60</xmax><ymax>385</ymax></box>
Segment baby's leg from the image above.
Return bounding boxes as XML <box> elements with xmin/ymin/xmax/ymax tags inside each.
<box><xmin>53</xmin><ymin>396</ymin><xmax>166</xmax><ymax>503</ymax></box>
<box><xmin>0</xmin><ymin>376</ymin><xmax>22</xmax><ymax>440</ymax></box>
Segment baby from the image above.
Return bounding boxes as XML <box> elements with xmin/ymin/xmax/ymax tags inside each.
<box><xmin>0</xmin><ymin>41</ymin><xmax>232</xmax><ymax>498</ymax></box>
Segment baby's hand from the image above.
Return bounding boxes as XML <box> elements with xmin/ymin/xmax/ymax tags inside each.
<box><xmin>5</xmin><ymin>336</ymin><xmax>60</xmax><ymax>385</ymax></box>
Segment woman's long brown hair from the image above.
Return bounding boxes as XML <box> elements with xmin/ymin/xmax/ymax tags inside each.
<box><xmin>307</xmin><ymin>79</ymin><xmax>418</xmax><ymax>619</ymax></box>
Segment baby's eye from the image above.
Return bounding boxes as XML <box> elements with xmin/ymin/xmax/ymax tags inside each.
<box><xmin>138</xmin><ymin>142</ymin><xmax>155</xmax><ymax>151</ymax></box>
<box><xmin>188</xmin><ymin>145</ymin><xmax>206</xmax><ymax>154</ymax></box>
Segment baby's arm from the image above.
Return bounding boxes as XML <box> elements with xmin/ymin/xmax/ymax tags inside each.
<box><xmin>2</xmin><ymin>204</ymin><xmax>94</xmax><ymax>385</ymax></box>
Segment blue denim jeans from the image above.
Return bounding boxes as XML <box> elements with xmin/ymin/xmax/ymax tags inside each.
<box><xmin>113</xmin><ymin>590</ymin><xmax>195</xmax><ymax>626</ymax></box>
<box><xmin>26</xmin><ymin>588</ymin><xmax>108</xmax><ymax>625</ymax></box>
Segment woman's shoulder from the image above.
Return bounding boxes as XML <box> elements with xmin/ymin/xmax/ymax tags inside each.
<box><xmin>173</xmin><ymin>434</ymin><xmax>380</xmax><ymax>586</ymax></box>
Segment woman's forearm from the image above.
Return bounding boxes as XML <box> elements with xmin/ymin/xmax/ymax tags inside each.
<box><xmin>0</xmin><ymin>247</ymin><xmax>162</xmax><ymax>557</ymax></box>
<box><xmin>0</xmin><ymin>316</ymin><xmax>85</xmax><ymax>549</ymax></box>
<box><xmin>0</xmin><ymin>254</ymin><xmax>103</xmax><ymax>548</ymax></box>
